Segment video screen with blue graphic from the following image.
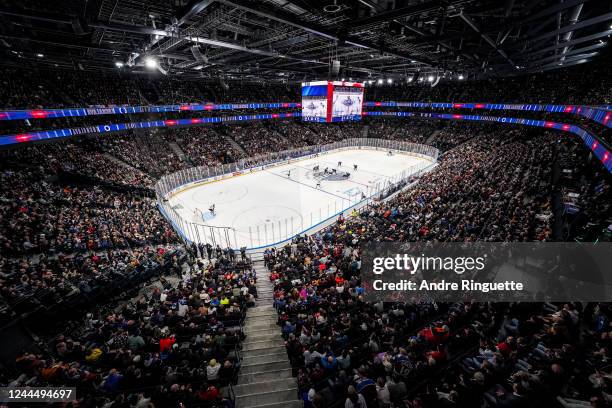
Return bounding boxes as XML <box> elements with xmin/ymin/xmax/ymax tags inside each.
<box><xmin>301</xmin><ymin>81</ymin><xmax>328</xmax><ymax>122</ymax></box>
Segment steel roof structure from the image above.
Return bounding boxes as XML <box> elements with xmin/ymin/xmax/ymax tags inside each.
<box><xmin>0</xmin><ymin>0</ymin><xmax>610</xmax><ymax>82</ymax></box>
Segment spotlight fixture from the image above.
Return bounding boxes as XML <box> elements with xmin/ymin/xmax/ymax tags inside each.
<box><xmin>427</xmin><ymin>75</ymin><xmax>434</xmax><ymax>82</ymax></box>
<box><xmin>36</xmin><ymin>53</ymin><xmax>44</xmax><ymax>58</ymax></box>
<box><xmin>145</xmin><ymin>57</ymin><xmax>158</xmax><ymax>69</ymax></box>
<box><xmin>458</xmin><ymin>74</ymin><xmax>464</xmax><ymax>80</ymax></box>
<box><xmin>387</xmin><ymin>78</ymin><xmax>393</xmax><ymax>84</ymax></box>
<box><xmin>377</xmin><ymin>78</ymin><xmax>383</xmax><ymax>85</ymax></box>
<box><xmin>115</xmin><ymin>61</ymin><xmax>124</xmax><ymax>68</ymax></box>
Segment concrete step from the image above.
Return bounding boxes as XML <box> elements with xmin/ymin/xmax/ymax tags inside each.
<box><xmin>236</xmin><ymin>387</ymin><xmax>298</xmax><ymax>408</ymax></box>
<box><xmin>245</xmin><ymin>321</ymin><xmax>278</xmax><ymax>331</ymax></box>
<box><xmin>246</xmin><ymin>313</ymin><xmax>277</xmax><ymax>321</ymax></box>
<box><xmin>241</xmin><ymin>401</ymin><xmax>302</xmax><ymax>408</ymax></box>
<box><xmin>242</xmin><ymin>353</ymin><xmax>288</xmax><ymax>366</ymax></box>
<box><xmin>238</xmin><ymin>367</ymin><xmax>293</xmax><ymax>384</ymax></box>
<box><xmin>246</xmin><ymin>331</ymin><xmax>284</xmax><ymax>342</ymax></box>
<box><xmin>248</xmin><ymin>305</ymin><xmax>275</xmax><ymax>312</ymax></box>
<box><xmin>245</xmin><ymin>325</ymin><xmax>280</xmax><ymax>335</ymax></box>
<box><xmin>243</xmin><ymin>345</ymin><xmax>285</xmax><ymax>357</ymax></box>
<box><xmin>240</xmin><ymin>360</ymin><xmax>291</xmax><ymax>374</ymax></box>
<box><xmin>247</xmin><ymin>310</ymin><xmax>278</xmax><ymax>318</ymax></box>
<box><xmin>246</xmin><ymin>315</ymin><xmax>278</xmax><ymax>324</ymax></box>
<box><xmin>243</xmin><ymin>338</ymin><xmax>284</xmax><ymax>349</ymax></box>
<box><xmin>234</xmin><ymin>377</ymin><xmax>296</xmax><ymax>396</ymax></box>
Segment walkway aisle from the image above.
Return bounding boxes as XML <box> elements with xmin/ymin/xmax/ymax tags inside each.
<box><xmin>234</xmin><ymin>261</ymin><xmax>302</xmax><ymax>408</ymax></box>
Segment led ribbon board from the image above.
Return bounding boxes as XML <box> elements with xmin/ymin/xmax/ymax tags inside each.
<box><xmin>0</xmin><ymin>102</ymin><xmax>301</xmax><ymax>121</ymax></box>
<box><xmin>1</xmin><ymin>100</ymin><xmax>607</xmax><ymax>126</ymax></box>
<box><xmin>364</xmin><ymin>102</ymin><xmax>612</xmax><ymax>129</ymax></box>
<box><xmin>0</xmin><ymin>112</ymin><xmax>299</xmax><ymax>146</ymax></box>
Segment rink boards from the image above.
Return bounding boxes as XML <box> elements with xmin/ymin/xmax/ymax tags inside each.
<box><xmin>167</xmin><ymin>146</ymin><xmax>435</xmax><ymax>249</ymax></box>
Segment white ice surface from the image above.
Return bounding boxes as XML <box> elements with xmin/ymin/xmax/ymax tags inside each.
<box><xmin>168</xmin><ymin>149</ymin><xmax>432</xmax><ymax>248</ymax></box>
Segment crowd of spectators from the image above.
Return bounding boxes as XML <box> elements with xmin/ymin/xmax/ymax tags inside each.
<box><xmin>0</xmin><ymin>145</ymin><xmax>180</xmax><ymax>324</ymax></box>
<box><xmin>94</xmin><ymin>130</ymin><xmax>186</xmax><ymax>179</ymax></box>
<box><xmin>261</xmin><ymin>127</ymin><xmax>610</xmax><ymax>407</ymax></box>
<box><xmin>163</xmin><ymin>127</ymin><xmax>244</xmax><ymax>167</ymax></box>
<box><xmin>221</xmin><ymin>123</ymin><xmax>294</xmax><ymax>155</ymax></box>
<box><xmin>554</xmin><ymin>138</ymin><xmax>612</xmax><ymax>242</ymax></box>
<box><xmin>0</xmin><ymin>163</ymin><xmax>175</xmax><ymax>256</ymax></box>
<box><xmin>0</xmin><ymin>115</ymin><xmax>460</xmax><ymax>322</ymax></box>
<box><xmin>365</xmin><ymin>118</ymin><xmax>437</xmax><ymax>143</ymax></box>
<box><xmin>366</xmin><ymin>61</ymin><xmax>611</xmax><ymax>106</ymax></box>
<box><xmin>9</xmin><ymin>140</ymin><xmax>155</xmax><ymax>188</ymax></box>
<box><xmin>6</xmin><ymin>247</ymin><xmax>256</xmax><ymax>408</ymax></box>
<box><xmin>0</xmin><ymin>67</ymin><xmax>297</xmax><ymax>109</ymax></box>
<box><xmin>264</xmin><ymin>121</ymin><xmax>364</xmax><ymax>148</ymax></box>
<box><xmin>0</xmin><ymin>68</ymin><xmax>610</xmax><ymax>407</ymax></box>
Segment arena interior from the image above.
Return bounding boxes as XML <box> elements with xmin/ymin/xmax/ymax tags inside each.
<box><xmin>0</xmin><ymin>0</ymin><xmax>612</xmax><ymax>407</ymax></box>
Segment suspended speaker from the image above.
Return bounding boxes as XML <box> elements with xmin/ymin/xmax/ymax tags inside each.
<box><xmin>331</xmin><ymin>60</ymin><xmax>340</xmax><ymax>75</ymax></box>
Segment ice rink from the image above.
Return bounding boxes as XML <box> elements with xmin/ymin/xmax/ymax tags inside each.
<box><xmin>168</xmin><ymin>148</ymin><xmax>434</xmax><ymax>248</ymax></box>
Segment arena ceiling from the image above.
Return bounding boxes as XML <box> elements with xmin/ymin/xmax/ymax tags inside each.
<box><xmin>0</xmin><ymin>0</ymin><xmax>611</xmax><ymax>82</ymax></box>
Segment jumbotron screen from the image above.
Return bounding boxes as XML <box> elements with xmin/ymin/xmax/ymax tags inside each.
<box><xmin>301</xmin><ymin>81</ymin><xmax>364</xmax><ymax>123</ymax></box>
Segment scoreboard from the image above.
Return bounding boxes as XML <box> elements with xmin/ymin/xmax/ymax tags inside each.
<box><xmin>301</xmin><ymin>81</ymin><xmax>364</xmax><ymax>123</ymax></box>
<box><xmin>301</xmin><ymin>81</ymin><xmax>329</xmax><ymax>122</ymax></box>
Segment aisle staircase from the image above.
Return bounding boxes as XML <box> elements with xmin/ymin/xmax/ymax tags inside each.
<box><xmin>223</xmin><ymin>134</ymin><xmax>248</xmax><ymax>155</ymax></box>
<box><xmin>234</xmin><ymin>261</ymin><xmax>301</xmax><ymax>408</ymax></box>
<box><xmin>266</xmin><ymin>125</ymin><xmax>291</xmax><ymax>146</ymax></box>
<box><xmin>168</xmin><ymin>141</ymin><xmax>190</xmax><ymax>164</ymax></box>
<box><xmin>362</xmin><ymin>124</ymin><xmax>369</xmax><ymax>137</ymax></box>
<box><xmin>426</xmin><ymin>130</ymin><xmax>440</xmax><ymax>144</ymax></box>
<box><xmin>103</xmin><ymin>153</ymin><xmax>140</xmax><ymax>173</ymax></box>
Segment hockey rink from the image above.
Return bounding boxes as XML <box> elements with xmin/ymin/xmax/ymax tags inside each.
<box><xmin>168</xmin><ymin>149</ymin><xmax>434</xmax><ymax>248</ymax></box>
